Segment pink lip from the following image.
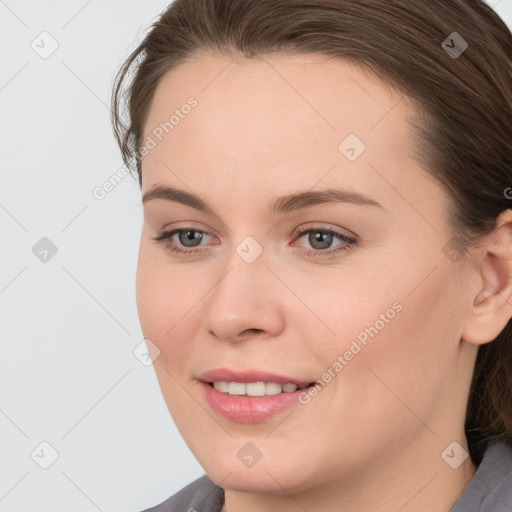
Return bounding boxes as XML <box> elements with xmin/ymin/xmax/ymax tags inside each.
<box><xmin>197</xmin><ymin>367</ymin><xmax>315</xmax><ymax>424</ymax></box>
<box><xmin>198</xmin><ymin>367</ymin><xmax>312</xmax><ymax>386</ymax></box>
<box><xmin>199</xmin><ymin>382</ymin><xmax>309</xmax><ymax>423</ymax></box>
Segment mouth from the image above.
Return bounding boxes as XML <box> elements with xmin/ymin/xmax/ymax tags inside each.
<box><xmin>197</xmin><ymin>368</ymin><xmax>318</xmax><ymax>423</ymax></box>
<box><xmin>207</xmin><ymin>380</ymin><xmax>316</xmax><ymax>396</ymax></box>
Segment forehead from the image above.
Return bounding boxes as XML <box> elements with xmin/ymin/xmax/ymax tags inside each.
<box><xmin>143</xmin><ymin>51</ymin><xmax>409</xmax><ymax>141</ymax></box>
<box><xmin>140</xmin><ymin>51</ymin><xmax>436</xmax><ymax>217</ymax></box>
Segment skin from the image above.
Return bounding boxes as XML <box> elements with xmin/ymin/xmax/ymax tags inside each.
<box><xmin>136</xmin><ymin>52</ymin><xmax>512</xmax><ymax>512</ymax></box>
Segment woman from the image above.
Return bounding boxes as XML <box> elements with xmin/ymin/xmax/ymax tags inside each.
<box><xmin>111</xmin><ymin>1</ymin><xmax>512</xmax><ymax>510</ymax></box>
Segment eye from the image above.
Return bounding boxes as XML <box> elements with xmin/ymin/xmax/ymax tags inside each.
<box><xmin>151</xmin><ymin>223</ymin><xmax>357</xmax><ymax>258</ymax></box>
<box><xmin>152</xmin><ymin>227</ymin><xmax>215</xmax><ymax>255</ymax></box>
<box><xmin>291</xmin><ymin>224</ymin><xmax>357</xmax><ymax>257</ymax></box>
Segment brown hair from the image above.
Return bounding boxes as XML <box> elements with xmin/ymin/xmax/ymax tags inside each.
<box><xmin>111</xmin><ymin>0</ymin><xmax>512</xmax><ymax>464</ymax></box>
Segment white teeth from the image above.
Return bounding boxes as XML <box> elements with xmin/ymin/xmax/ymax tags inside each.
<box><xmin>246</xmin><ymin>382</ymin><xmax>266</xmax><ymax>396</ymax></box>
<box><xmin>212</xmin><ymin>381</ymin><xmax>302</xmax><ymax>396</ymax></box>
<box><xmin>213</xmin><ymin>381</ymin><xmax>229</xmax><ymax>393</ymax></box>
<box><xmin>228</xmin><ymin>382</ymin><xmax>246</xmax><ymax>395</ymax></box>
<box><xmin>265</xmin><ymin>382</ymin><xmax>282</xmax><ymax>395</ymax></box>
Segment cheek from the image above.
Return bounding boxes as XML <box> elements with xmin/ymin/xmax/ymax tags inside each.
<box><xmin>329</xmin><ymin>263</ymin><xmax>461</xmax><ymax>427</ymax></box>
<box><xmin>135</xmin><ymin>245</ymin><xmax>208</xmax><ymax>425</ymax></box>
<box><xmin>135</xmin><ymin>243</ymin><xmax>206</xmax><ymax>364</ymax></box>
<box><xmin>305</xmin><ymin>253</ymin><xmax>460</xmax><ymax>403</ymax></box>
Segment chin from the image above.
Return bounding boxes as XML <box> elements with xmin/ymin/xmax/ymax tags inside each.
<box><xmin>208</xmin><ymin>466</ymin><xmax>302</xmax><ymax>495</ymax></box>
<box><xmin>195</xmin><ymin>446</ymin><xmax>313</xmax><ymax>495</ymax></box>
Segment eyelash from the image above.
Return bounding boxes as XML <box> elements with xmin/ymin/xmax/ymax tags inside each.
<box><xmin>151</xmin><ymin>223</ymin><xmax>357</xmax><ymax>258</ymax></box>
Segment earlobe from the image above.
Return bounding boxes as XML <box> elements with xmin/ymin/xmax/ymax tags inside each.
<box><xmin>461</xmin><ymin>210</ymin><xmax>512</xmax><ymax>346</ymax></box>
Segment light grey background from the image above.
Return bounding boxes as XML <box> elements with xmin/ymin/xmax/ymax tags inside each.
<box><xmin>1</xmin><ymin>1</ymin><xmax>511</xmax><ymax>511</ymax></box>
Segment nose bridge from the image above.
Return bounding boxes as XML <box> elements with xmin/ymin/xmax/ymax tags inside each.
<box><xmin>213</xmin><ymin>230</ymin><xmax>269</xmax><ymax>299</ymax></box>
<box><xmin>208</xmin><ymin>243</ymin><xmax>269</xmax><ymax>315</ymax></box>
<box><xmin>201</xmin><ymin>239</ymin><xmax>285</xmax><ymax>341</ymax></box>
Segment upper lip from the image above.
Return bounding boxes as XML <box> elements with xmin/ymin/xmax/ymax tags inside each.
<box><xmin>198</xmin><ymin>368</ymin><xmax>314</xmax><ymax>386</ymax></box>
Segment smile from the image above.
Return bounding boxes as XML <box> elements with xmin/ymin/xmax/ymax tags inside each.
<box><xmin>211</xmin><ymin>381</ymin><xmax>312</xmax><ymax>396</ymax></box>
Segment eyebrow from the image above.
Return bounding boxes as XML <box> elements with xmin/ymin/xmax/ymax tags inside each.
<box><xmin>142</xmin><ymin>185</ymin><xmax>384</xmax><ymax>215</ymax></box>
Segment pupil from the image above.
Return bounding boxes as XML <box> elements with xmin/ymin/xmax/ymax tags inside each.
<box><xmin>179</xmin><ymin>230</ymin><xmax>203</xmax><ymax>247</ymax></box>
<box><xmin>309</xmin><ymin>231</ymin><xmax>332</xmax><ymax>250</ymax></box>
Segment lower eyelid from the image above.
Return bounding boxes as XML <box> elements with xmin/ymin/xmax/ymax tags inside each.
<box><xmin>154</xmin><ymin>227</ymin><xmax>356</xmax><ymax>254</ymax></box>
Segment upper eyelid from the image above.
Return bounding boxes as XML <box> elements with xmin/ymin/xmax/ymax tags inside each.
<box><xmin>294</xmin><ymin>222</ymin><xmax>357</xmax><ymax>240</ymax></box>
<box><xmin>158</xmin><ymin>223</ymin><xmax>354</xmax><ymax>238</ymax></box>
<box><xmin>158</xmin><ymin>224</ymin><xmax>357</xmax><ymax>248</ymax></box>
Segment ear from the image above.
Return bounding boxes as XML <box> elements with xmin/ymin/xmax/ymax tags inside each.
<box><xmin>461</xmin><ymin>209</ymin><xmax>512</xmax><ymax>346</ymax></box>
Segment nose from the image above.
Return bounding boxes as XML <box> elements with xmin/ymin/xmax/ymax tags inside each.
<box><xmin>202</xmin><ymin>254</ymin><xmax>286</xmax><ymax>343</ymax></box>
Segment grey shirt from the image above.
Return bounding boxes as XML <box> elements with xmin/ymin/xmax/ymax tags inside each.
<box><xmin>142</xmin><ymin>441</ymin><xmax>512</xmax><ymax>512</ymax></box>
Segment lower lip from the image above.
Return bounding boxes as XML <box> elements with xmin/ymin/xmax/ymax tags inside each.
<box><xmin>200</xmin><ymin>382</ymin><xmax>308</xmax><ymax>424</ymax></box>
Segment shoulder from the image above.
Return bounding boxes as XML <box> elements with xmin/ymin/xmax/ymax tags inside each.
<box><xmin>451</xmin><ymin>440</ymin><xmax>512</xmax><ymax>511</ymax></box>
<box><xmin>140</xmin><ymin>474</ymin><xmax>224</xmax><ymax>512</ymax></box>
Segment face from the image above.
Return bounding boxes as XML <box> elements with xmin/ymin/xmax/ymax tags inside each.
<box><xmin>136</xmin><ymin>52</ymin><xmax>476</xmax><ymax>494</ymax></box>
